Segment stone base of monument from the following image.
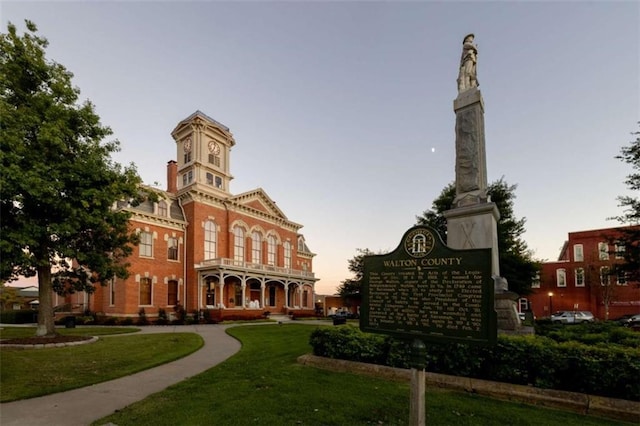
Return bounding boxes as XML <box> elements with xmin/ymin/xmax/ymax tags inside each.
<box><xmin>495</xmin><ymin>290</ymin><xmax>532</xmax><ymax>334</ymax></box>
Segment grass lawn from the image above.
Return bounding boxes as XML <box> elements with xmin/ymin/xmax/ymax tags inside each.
<box><xmin>0</xmin><ymin>331</ymin><xmax>203</xmax><ymax>402</ymax></box>
<box><xmin>94</xmin><ymin>324</ymin><xmax>632</xmax><ymax>426</ymax></box>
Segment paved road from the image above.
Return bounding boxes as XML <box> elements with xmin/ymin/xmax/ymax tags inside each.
<box><xmin>0</xmin><ymin>324</ymin><xmax>241</xmax><ymax>426</ymax></box>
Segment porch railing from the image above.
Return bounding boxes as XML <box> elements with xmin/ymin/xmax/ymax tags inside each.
<box><xmin>199</xmin><ymin>258</ymin><xmax>315</xmax><ymax>279</ymax></box>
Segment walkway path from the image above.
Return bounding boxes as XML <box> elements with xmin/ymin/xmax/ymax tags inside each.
<box><xmin>0</xmin><ymin>324</ymin><xmax>241</xmax><ymax>426</ymax></box>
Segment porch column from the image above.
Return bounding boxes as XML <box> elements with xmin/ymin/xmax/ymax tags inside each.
<box><xmin>284</xmin><ymin>283</ymin><xmax>289</xmax><ymax>308</ymax></box>
<box><xmin>241</xmin><ymin>278</ymin><xmax>247</xmax><ymax>309</ymax></box>
<box><xmin>260</xmin><ymin>281</ymin><xmax>266</xmax><ymax>309</ymax></box>
<box><xmin>218</xmin><ymin>280</ymin><xmax>225</xmax><ymax>308</ymax></box>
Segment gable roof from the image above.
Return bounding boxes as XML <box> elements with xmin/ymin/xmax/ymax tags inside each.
<box><xmin>228</xmin><ymin>188</ymin><xmax>288</xmax><ymax>220</ymax></box>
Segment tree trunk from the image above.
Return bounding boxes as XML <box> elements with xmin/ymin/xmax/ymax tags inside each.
<box><xmin>36</xmin><ymin>263</ymin><xmax>56</xmax><ymax>337</ymax></box>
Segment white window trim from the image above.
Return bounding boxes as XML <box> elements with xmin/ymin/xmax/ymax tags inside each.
<box><xmin>556</xmin><ymin>268</ymin><xmax>566</xmax><ymax>288</ymax></box>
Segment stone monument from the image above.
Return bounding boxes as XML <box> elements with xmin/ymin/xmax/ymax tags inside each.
<box><xmin>444</xmin><ymin>34</ymin><xmax>521</xmax><ymax>332</ymax></box>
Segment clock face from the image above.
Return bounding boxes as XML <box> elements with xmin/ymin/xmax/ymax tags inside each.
<box><xmin>184</xmin><ymin>138</ymin><xmax>192</xmax><ymax>152</ymax></box>
<box><xmin>208</xmin><ymin>141</ymin><xmax>221</xmax><ymax>155</ymax></box>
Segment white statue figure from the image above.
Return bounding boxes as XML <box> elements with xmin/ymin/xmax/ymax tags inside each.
<box><xmin>457</xmin><ymin>33</ymin><xmax>479</xmax><ymax>93</ymax></box>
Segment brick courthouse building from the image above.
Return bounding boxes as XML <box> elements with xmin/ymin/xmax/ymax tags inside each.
<box><xmin>77</xmin><ymin>111</ymin><xmax>317</xmax><ymax>320</ymax></box>
<box><xmin>525</xmin><ymin>226</ymin><xmax>639</xmax><ymax>320</ymax></box>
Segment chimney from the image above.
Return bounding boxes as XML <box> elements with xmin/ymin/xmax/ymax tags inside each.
<box><xmin>167</xmin><ymin>160</ymin><xmax>178</xmax><ymax>193</ymax></box>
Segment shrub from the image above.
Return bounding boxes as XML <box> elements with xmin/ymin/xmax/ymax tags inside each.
<box><xmin>308</xmin><ymin>326</ymin><xmax>640</xmax><ymax>401</ymax></box>
<box><xmin>137</xmin><ymin>308</ymin><xmax>149</xmax><ymax>326</ymax></box>
<box><xmin>156</xmin><ymin>308</ymin><xmax>168</xmax><ymax>325</ymax></box>
<box><xmin>0</xmin><ymin>310</ymin><xmax>38</xmax><ymax>324</ymax></box>
<box><xmin>102</xmin><ymin>316</ymin><xmax>118</xmax><ymax>326</ymax></box>
<box><xmin>121</xmin><ymin>317</ymin><xmax>134</xmax><ymax>326</ymax></box>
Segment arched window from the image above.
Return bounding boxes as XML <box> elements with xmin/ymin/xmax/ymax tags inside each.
<box><xmin>267</xmin><ymin>235</ymin><xmax>277</xmax><ymax>266</ymax></box>
<box><xmin>158</xmin><ymin>200</ymin><xmax>168</xmax><ymax>217</ymax></box>
<box><xmin>252</xmin><ymin>231</ymin><xmax>262</xmax><ymax>264</ymax></box>
<box><xmin>204</xmin><ymin>221</ymin><xmax>216</xmax><ymax>260</ymax></box>
<box><xmin>284</xmin><ymin>241</ymin><xmax>292</xmax><ymax>269</ymax></box>
<box><xmin>234</xmin><ymin>226</ymin><xmax>245</xmax><ymax>262</ymax></box>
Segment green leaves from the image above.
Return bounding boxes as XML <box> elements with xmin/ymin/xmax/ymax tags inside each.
<box><xmin>1</xmin><ymin>20</ymin><xmax>145</xmax><ymax>334</ymax></box>
<box><xmin>416</xmin><ymin>178</ymin><xmax>540</xmax><ymax>295</ymax></box>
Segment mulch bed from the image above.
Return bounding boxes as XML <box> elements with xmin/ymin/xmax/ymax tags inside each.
<box><xmin>0</xmin><ymin>335</ymin><xmax>93</xmax><ymax>345</ymax></box>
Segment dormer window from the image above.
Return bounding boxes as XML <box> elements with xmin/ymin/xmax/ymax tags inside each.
<box><xmin>157</xmin><ymin>200</ymin><xmax>168</xmax><ymax>217</ymax></box>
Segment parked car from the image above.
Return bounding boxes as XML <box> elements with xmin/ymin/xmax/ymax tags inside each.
<box><xmin>613</xmin><ymin>314</ymin><xmax>636</xmax><ymax>325</ymax></box>
<box><xmin>551</xmin><ymin>311</ymin><xmax>595</xmax><ymax>324</ymax></box>
<box><xmin>623</xmin><ymin>314</ymin><xmax>640</xmax><ymax>327</ymax></box>
<box><xmin>330</xmin><ymin>310</ymin><xmax>359</xmax><ymax>320</ymax></box>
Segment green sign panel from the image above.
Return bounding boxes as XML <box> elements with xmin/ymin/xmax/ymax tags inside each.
<box><xmin>360</xmin><ymin>225</ymin><xmax>496</xmax><ymax>345</ymax></box>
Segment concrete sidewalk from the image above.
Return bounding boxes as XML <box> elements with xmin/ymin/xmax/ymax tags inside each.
<box><xmin>0</xmin><ymin>324</ymin><xmax>241</xmax><ymax>426</ymax></box>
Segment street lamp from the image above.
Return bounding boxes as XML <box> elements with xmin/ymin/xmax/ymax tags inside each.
<box><xmin>548</xmin><ymin>292</ymin><xmax>554</xmax><ymax>315</ymax></box>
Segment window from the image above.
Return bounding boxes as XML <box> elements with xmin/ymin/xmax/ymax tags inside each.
<box><xmin>109</xmin><ymin>279</ymin><xmax>116</xmax><ymax>306</ymax></box>
<box><xmin>598</xmin><ymin>242</ymin><xmax>609</xmax><ymax>260</ymax></box>
<box><xmin>531</xmin><ymin>272</ymin><xmax>540</xmax><ymax>288</ymax></box>
<box><xmin>158</xmin><ymin>201</ymin><xmax>168</xmax><ymax>217</ymax></box>
<box><xmin>206</xmin><ymin>173</ymin><xmax>214</xmax><ymax>185</ymax></box>
<box><xmin>215</xmin><ymin>176</ymin><xmax>222</xmax><ymax>189</ymax></box>
<box><xmin>140</xmin><ymin>277</ymin><xmax>152</xmax><ymax>305</ymax></box>
<box><xmin>573</xmin><ymin>244</ymin><xmax>583</xmax><ymax>262</ymax></box>
<box><xmin>556</xmin><ymin>269</ymin><xmax>566</xmax><ymax>287</ymax></box>
<box><xmin>575</xmin><ymin>268</ymin><xmax>585</xmax><ymax>287</ymax></box>
<box><xmin>615</xmin><ymin>242</ymin><xmax>625</xmax><ymax>259</ymax></box>
<box><xmin>184</xmin><ymin>150</ymin><xmax>192</xmax><ymax>164</ymax></box>
<box><xmin>167</xmin><ymin>280</ymin><xmax>178</xmax><ymax>305</ymax></box>
<box><xmin>139</xmin><ymin>232</ymin><xmax>153</xmax><ymax>257</ymax></box>
<box><xmin>298</xmin><ymin>236</ymin><xmax>305</xmax><ymax>252</ymax></box>
<box><xmin>600</xmin><ymin>267</ymin><xmax>610</xmax><ymax>286</ymax></box>
<box><xmin>251</xmin><ymin>232</ymin><xmax>262</xmax><ymax>264</ymax></box>
<box><xmin>303</xmin><ymin>290</ymin><xmax>308</xmax><ymax>308</ymax></box>
<box><xmin>208</xmin><ymin>154</ymin><xmax>220</xmax><ymax>167</ymax></box>
<box><xmin>284</xmin><ymin>241</ymin><xmax>291</xmax><ymax>269</ymax></box>
<box><xmin>204</xmin><ymin>220</ymin><xmax>216</xmax><ymax>260</ymax></box>
<box><xmin>233</xmin><ymin>283</ymin><xmax>242</xmax><ymax>306</ymax></box>
<box><xmin>234</xmin><ymin>226</ymin><xmax>245</xmax><ymax>262</ymax></box>
<box><xmin>267</xmin><ymin>235</ymin><xmax>277</xmax><ymax>266</ymax></box>
<box><xmin>617</xmin><ymin>270</ymin><xmax>627</xmax><ymax>286</ymax></box>
<box><xmin>518</xmin><ymin>298</ymin><xmax>529</xmax><ymax>312</ymax></box>
<box><xmin>182</xmin><ymin>170</ymin><xmax>193</xmax><ymax>186</ymax></box>
<box><xmin>167</xmin><ymin>237</ymin><xmax>178</xmax><ymax>261</ymax></box>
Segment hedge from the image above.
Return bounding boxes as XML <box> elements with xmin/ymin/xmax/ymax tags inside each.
<box><xmin>308</xmin><ymin>326</ymin><xmax>640</xmax><ymax>401</ymax></box>
<box><xmin>0</xmin><ymin>310</ymin><xmax>38</xmax><ymax>324</ymax></box>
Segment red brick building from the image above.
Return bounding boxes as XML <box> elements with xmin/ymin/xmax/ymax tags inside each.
<box><xmin>88</xmin><ymin>111</ymin><xmax>318</xmax><ymax>320</ymax></box>
<box><xmin>524</xmin><ymin>226</ymin><xmax>639</xmax><ymax>320</ymax></box>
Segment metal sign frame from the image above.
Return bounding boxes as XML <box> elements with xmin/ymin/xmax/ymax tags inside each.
<box><xmin>360</xmin><ymin>225</ymin><xmax>497</xmax><ymax>345</ymax></box>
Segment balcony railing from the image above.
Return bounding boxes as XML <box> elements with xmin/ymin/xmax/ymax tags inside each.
<box><xmin>199</xmin><ymin>258</ymin><xmax>316</xmax><ymax>279</ymax></box>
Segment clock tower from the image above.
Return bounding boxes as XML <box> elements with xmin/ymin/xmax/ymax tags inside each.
<box><xmin>170</xmin><ymin>110</ymin><xmax>235</xmax><ymax>195</ymax></box>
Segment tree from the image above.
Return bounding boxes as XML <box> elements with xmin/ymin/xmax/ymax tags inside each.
<box><xmin>337</xmin><ymin>248</ymin><xmax>376</xmax><ymax>304</ymax></box>
<box><xmin>0</xmin><ymin>21</ymin><xmax>145</xmax><ymax>336</ymax></box>
<box><xmin>416</xmin><ymin>178</ymin><xmax>540</xmax><ymax>296</ymax></box>
<box><xmin>610</xmin><ymin>124</ymin><xmax>640</xmax><ymax>283</ymax></box>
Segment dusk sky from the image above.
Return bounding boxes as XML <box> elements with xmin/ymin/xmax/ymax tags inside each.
<box><xmin>2</xmin><ymin>1</ymin><xmax>638</xmax><ymax>294</ymax></box>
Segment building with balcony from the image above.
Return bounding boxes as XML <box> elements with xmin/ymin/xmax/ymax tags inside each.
<box><xmin>88</xmin><ymin>111</ymin><xmax>318</xmax><ymax>320</ymax></box>
<box><xmin>524</xmin><ymin>226</ymin><xmax>639</xmax><ymax>320</ymax></box>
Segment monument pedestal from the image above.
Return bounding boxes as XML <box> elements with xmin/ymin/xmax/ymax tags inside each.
<box><xmin>444</xmin><ymin>202</ymin><xmax>500</xmax><ymax>277</ymax></box>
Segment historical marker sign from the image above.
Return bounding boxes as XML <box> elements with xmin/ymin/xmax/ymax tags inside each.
<box><xmin>360</xmin><ymin>225</ymin><xmax>497</xmax><ymax>345</ymax></box>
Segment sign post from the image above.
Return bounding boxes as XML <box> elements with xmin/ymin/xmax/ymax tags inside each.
<box><xmin>360</xmin><ymin>225</ymin><xmax>497</xmax><ymax>425</ymax></box>
<box><xmin>409</xmin><ymin>338</ymin><xmax>427</xmax><ymax>426</ymax></box>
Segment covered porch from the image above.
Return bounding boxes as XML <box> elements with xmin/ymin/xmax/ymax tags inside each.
<box><xmin>196</xmin><ymin>259</ymin><xmax>317</xmax><ymax>318</ymax></box>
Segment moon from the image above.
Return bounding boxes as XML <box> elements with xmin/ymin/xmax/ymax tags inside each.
<box><xmin>431</xmin><ymin>147</ymin><xmax>436</xmax><ymax>153</ymax></box>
